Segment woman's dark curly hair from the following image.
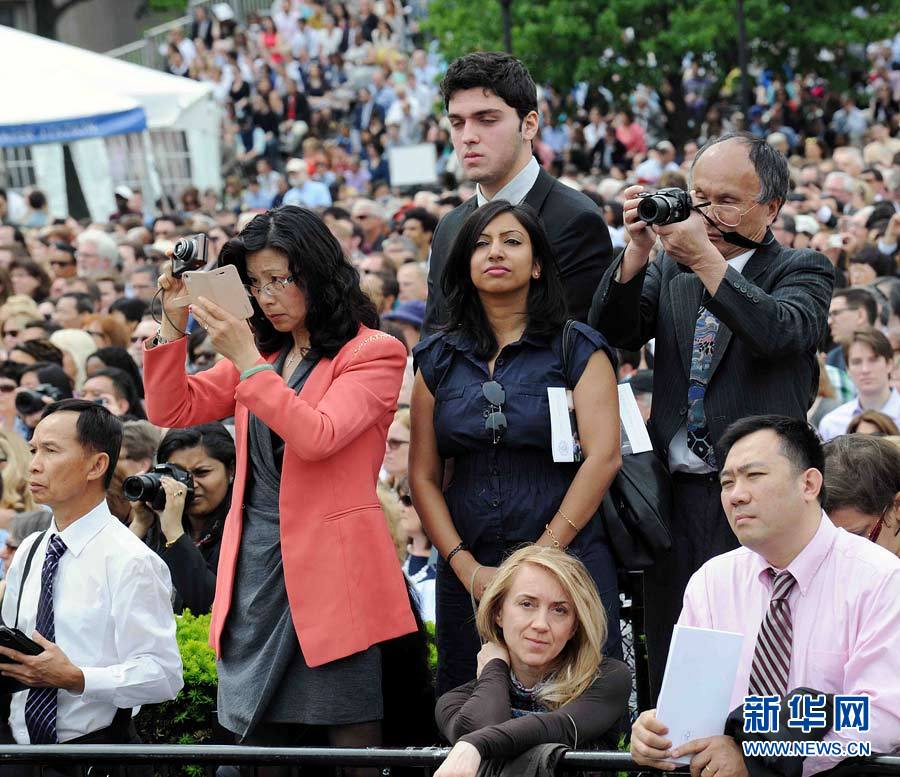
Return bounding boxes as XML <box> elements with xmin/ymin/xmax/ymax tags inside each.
<box><xmin>441</xmin><ymin>200</ymin><xmax>568</xmax><ymax>359</ymax></box>
<box><xmin>219</xmin><ymin>206</ymin><xmax>378</xmax><ymax>358</ymax></box>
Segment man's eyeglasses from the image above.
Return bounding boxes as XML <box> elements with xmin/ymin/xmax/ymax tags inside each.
<box><xmin>693</xmin><ymin>199</ymin><xmax>760</xmax><ymax>228</ymax></box>
<box><xmin>828</xmin><ymin>307</ymin><xmax>856</xmax><ymax>320</ymax></box>
<box><xmin>244</xmin><ymin>276</ymin><xmax>298</xmax><ymax>298</ymax></box>
<box><xmin>386</xmin><ymin>438</ymin><xmax>409</xmax><ymax>450</ymax></box>
<box><xmin>482</xmin><ymin>380</ymin><xmax>507</xmax><ymax>444</ymax></box>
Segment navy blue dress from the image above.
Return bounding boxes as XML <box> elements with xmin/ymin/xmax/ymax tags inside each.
<box><xmin>413</xmin><ymin>322</ymin><xmax>621</xmax><ymax>695</ymax></box>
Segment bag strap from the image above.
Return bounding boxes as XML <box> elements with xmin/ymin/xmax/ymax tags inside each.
<box><xmin>561</xmin><ymin>319</ymin><xmax>576</xmax><ymax>388</ymax></box>
<box><xmin>15</xmin><ymin>530</ymin><xmax>47</xmax><ymax>630</ymax></box>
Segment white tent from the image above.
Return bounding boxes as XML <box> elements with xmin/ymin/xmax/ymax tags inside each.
<box><xmin>0</xmin><ymin>25</ymin><xmax>221</xmax><ymax>221</ymax></box>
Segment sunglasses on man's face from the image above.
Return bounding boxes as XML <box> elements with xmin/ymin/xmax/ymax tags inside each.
<box><xmin>3</xmin><ymin>330</ymin><xmax>19</xmax><ymax>339</ymax></box>
<box><xmin>482</xmin><ymin>380</ymin><xmax>507</xmax><ymax>444</ymax></box>
<box><xmin>0</xmin><ymin>383</ymin><xmax>17</xmax><ymax>394</ymax></box>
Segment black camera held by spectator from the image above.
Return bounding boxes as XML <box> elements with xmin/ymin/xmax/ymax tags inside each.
<box><xmin>171</xmin><ymin>233</ymin><xmax>209</xmax><ymax>276</ymax></box>
<box><xmin>123</xmin><ymin>463</ymin><xmax>194</xmax><ymax>511</ymax></box>
<box><xmin>14</xmin><ymin>383</ymin><xmax>65</xmax><ymax>416</ymax></box>
<box><xmin>637</xmin><ymin>187</ymin><xmax>692</xmax><ymax>226</ymax></box>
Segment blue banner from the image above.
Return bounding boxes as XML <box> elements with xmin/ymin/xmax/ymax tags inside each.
<box><xmin>0</xmin><ymin>107</ymin><xmax>147</xmax><ymax>148</ymax></box>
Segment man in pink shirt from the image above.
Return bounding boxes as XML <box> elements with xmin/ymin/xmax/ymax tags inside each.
<box><xmin>631</xmin><ymin>415</ymin><xmax>900</xmax><ymax>777</ymax></box>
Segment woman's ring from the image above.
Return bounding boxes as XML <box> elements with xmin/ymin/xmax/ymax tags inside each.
<box><xmin>175</xmin><ymin>490</ymin><xmax>184</xmax><ymax>496</ymax></box>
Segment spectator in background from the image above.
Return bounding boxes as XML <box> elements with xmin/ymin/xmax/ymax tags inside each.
<box><xmin>826</xmin><ymin>287</ymin><xmax>878</xmax><ymax>372</ymax></box>
<box><xmin>75</xmin><ymin>229</ymin><xmax>119</xmax><ymax>278</ymax></box>
<box><xmin>86</xmin><ymin>346</ymin><xmax>145</xmax><ymax>400</ymax></box>
<box><xmin>819</xmin><ymin>329</ymin><xmax>900</xmax><ymax>441</ymax></box>
<box><xmin>382</xmin><ymin>299</ymin><xmax>425</xmax><ymax>351</ymax></box>
<box><xmin>0</xmin><ymin>428</ymin><xmax>37</xmax><ymax>529</ymax></box>
<box><xmin>46</xmin><ymin>242</ymin><xmax>78</xmax><ymax>282</ymax></box>
<box><xmin>396</xmin><ymin>262</ymin><xmax>428</xmax><ymax>303</ymax></box>
<box><xmin>130</xmin><ymin>266</ymin><xmax>160</xmax><ymax>304</ymax></box>
<box><xmin>128</xmin><ymin>423</ymin><xmax>235</xmax><ymax>615</ymax></box>
<box><xmin>80</xmin><ymin>367</ymin><xmax>146</xmax><ymax>420</ymax></box>
<box><xmin>395</xmin><ymin>477</ymin><xmax>435</xmax><ymax>623</ymax></box>
<box><xmin>82</xmin><ymin>314</ymin><xmax>130</xmax><ymax>350</ymax></box>
<box><xmin>824</xmin><ymin>434</ymin><xmax>900</xmax><ymax>557</ymax></box>
<box><xmin>50</xmin><ymin>328</ymin><xmax>97</xmax><ymax>391</ymax></box>
<box><xmin>54</xmin><ymin>293</ymin><xmax>94</xmax><ymax>331</ymax></box>
<box><xmin>401</xmin><ymin>208</ymin><xmax>437</xmax><ymax>262</ymax></box>
<box><xmin>109</xmin><ymin>298</ymin><xmax>149</xmax><ymax>337</ymax></box>
<box><xmin>283</xmin><ymin>158</ymin><xmax>333</xmax><ymax>208</ymax></box>
<box><xmin>846</xmin><ymin>409</ymin><xmax>900</xmax><ymax>435</ymax></box>
<box><xmin>381</xmin><ymin>408</ymin><xmax>410</xmax><ymax>490</ymax></box>
<box><xmin>9</xmin><ymin>259</ymin><xmax>51</xmax><ymax>303</ymax></box>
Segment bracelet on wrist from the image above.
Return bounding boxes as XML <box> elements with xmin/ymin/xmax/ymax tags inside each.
<box><xmin>240</xmin><ymin>364</ymin><xmax>276</xmax><ymax>381</ymax></box>
<box><xmin>446</xmin><ymin>541</ymin><xmax>468</xmax><ymax>564</ymax></box>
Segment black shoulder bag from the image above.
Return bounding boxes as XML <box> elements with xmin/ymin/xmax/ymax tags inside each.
<box><xmin>562</xmin><ymin>321</ymin><xmax>673</xmax><ymax>570</ymax></box>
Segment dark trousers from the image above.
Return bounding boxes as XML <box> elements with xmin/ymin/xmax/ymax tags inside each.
<box><xmin>642</xmin><ymin>472</ymin><xmax>739</xmax><ymax>705</ymax></box>
<box><xmin>0</xmin><ymin>709</ymin><xmax>148</xmax><ymax>777</ymax></box>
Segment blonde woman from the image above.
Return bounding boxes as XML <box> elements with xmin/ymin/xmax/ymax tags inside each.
<box><xmin>49</xmin><ymin>328</ymin><xmax>97</xmax><ymax>390</ymax></box>
<box><xmin>0</xmin><ymin>429</ymin><xmax>37</xmax><ymax>531</ymax></box>
<box><xmin>434</xmin><ymin>546</ymin><xmax>630</xmax><ymax>777</ymax></box>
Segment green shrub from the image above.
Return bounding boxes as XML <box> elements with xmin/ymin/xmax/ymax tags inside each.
<box><xmin>425</xmin><ymin>620</ymin><xmax>437</xmax><ymax>674</ymax></box>
<box><xmin>136</xmin><ymin>610</ymin><xmax>218</xmax><ymax>747</ymax></box>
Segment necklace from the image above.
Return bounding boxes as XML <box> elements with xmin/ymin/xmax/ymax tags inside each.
<box><xmin>285</xmin><ymin>343</ymin><xmax>309</xmax><ymax>371</ymax></box>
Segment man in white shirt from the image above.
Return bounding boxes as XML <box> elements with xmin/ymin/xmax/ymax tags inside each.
<box><xmin>819</xmin><ymin>328</ymin><xmax>900</xmax><ymax>440</ymax></box>
<box><xmin>0</xmin><ymin>399</ymin><xmax>182</xmax><ymax>756</ymax></box>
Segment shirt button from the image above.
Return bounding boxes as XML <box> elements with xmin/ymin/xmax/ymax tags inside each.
<box><xmin>679</xmin><ymin>406</ymin><xmax>688</xmax><ymax>417</ymax></box>
<box><xmin>492</xmin><ymin>466</ymin><xmax>500</xmax><ymax>476</ymax></box>
<box><xmin>496</xmin><ymin>357</ymin><xmax>505</xmax><ymax>367</ymax></box>
<box><xmin>483</xmin><ymin>410</ymin><xmax>490</xmax><ymax>418</ymax></box>
<box><xmin>491</xmin><ymin>499</ymin><xmax>500</xmax><ymax>508</ymax></box>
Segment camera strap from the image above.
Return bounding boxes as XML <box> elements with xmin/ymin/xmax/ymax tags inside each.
<box><xmin>14</xmin><ymin>530</ymin><xmax>47</xmax><ymax>630</ymax></box>
<box><xmin>697</xmin><ymin>209</ymin><xmax>776</xmax><ymax>250</ymax></box>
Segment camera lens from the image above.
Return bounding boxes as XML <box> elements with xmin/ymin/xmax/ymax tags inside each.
<box><xmin>638</xmin><ymin>196</ymin><xmax>671</xmax><ymax>225</ymax></box>
<box><xmin>14</xmin><ymin>390</ymin><xmax>45</xmax><ymax>416</ymax></box>
<box><xmin>123</xmin><ymin>473</ymin><xmax>157</xmax><ymax>503</ymax></box>
<box><xmin>172</xmin><ymin>238</ymin><xmax>195</xmax><ymax>262</ymax></box>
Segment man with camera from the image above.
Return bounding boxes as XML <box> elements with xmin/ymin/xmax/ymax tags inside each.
<box><xmin>589</xmin><ymin>133</ymin><xmax>834</xmax><ymax>700</ymax></box>
<box><xmin>0</xmin><ymin>400</ymin><xmax>182</xmax><ymax>768</ymax></box>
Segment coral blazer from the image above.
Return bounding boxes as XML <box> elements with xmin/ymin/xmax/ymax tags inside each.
<box><xmin>143</xmin><ymin>326</ymin><xmax>416</xmax><ymax>666</ymax></box>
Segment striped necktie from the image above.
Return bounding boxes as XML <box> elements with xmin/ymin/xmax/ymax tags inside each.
<box><xmin>748</xmin><ymin>569</ymin><xmax>797</xmax><ymax>697</ymax></box>
<box><xmin>24</xmin><ymin>534</ymin><xmax>67</xmax><ymax>745</ymax></box>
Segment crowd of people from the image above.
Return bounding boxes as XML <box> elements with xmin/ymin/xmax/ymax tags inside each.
<box><xmin>0</xmin><ymin>0</ymin><xmax>898</xmax><ymax>773</ymax></box>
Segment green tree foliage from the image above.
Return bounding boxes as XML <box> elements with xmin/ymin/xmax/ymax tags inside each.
<box><xmin>426</xmin><ymin>0</ymin><xmax>900</xmax><ymax>144</ymax></box>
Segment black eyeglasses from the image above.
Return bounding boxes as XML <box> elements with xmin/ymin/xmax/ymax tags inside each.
<box><xmin>482</xmin><ymin>380</ymin><xmax>507</xmax><ymax>444</ymax></box>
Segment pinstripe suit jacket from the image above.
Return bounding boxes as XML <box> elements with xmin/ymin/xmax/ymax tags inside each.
<box><xmin>588</xmin><ymin>234</ymin><xmax>835</xmax><ymax>464</ymax></box>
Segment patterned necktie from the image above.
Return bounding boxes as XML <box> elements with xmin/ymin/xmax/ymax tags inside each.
<box><xmin>686</xmin><ymin>305</ymin><xmax>720</xmax><ymax>468</ymax></box>
<box><xmin>25</xmin><ymin>534</ymin><xmax>67</xmax><ymax>745</ymax></box>
<box><xmin>748</xmin><ymin>569</ymin><xmax>797</xmax><ymax>697</ymax></box>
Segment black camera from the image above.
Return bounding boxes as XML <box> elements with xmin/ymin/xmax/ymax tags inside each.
<box><xmin>171</xmin><ymin>234</ymin><xmax>209</xmax><ymax>277</ymax></box>
<box><xmin>637</xmin><ymin>187</ymin><xmax>693</xmax><ymax>226</ymax></box>
<box><xmin>123</xmin><ymin>463</ymin><xmax>194</xmax><ymax>512</ymax></box>
<box><xmin>15</xmin><ymin>384</ymin><xmax>65</xmax><ymax>416</ymax></box>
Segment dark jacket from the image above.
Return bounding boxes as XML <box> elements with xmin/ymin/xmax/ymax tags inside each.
<box><xmin>424</xmin><ymin>169</ymin><xmax>614</xmax><ymax>334</ymax></box>
<box><xmin>589</xmin><ymin>235</ymin><xmax>834</xmax><ymax>463</ymax></box>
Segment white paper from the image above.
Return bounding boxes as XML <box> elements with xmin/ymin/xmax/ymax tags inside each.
<box><xmin>548</xmin><ymin>386</ymin><xmax>575</xmax><ymax>462</ymax></box>
<box><xmin>618</xmin><ymin>383</ymin><xmax>653</xmax><ymax>454</ymax></box>
<box><xmin>654</xmin><ymin>625</ymin><xmax>745</xmax><ymax>765</ymax></box>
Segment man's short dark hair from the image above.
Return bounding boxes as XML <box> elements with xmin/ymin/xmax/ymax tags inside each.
<box><xmin>692</xmin><ymin>131</ymin><xmax>790</xmax><ymax>206</ymax></box>
<box><xmin>59</xmin><ymin>292</ymin><xmax>95</xmax><ymax>315</ymax></box>
<box><xmin>440</xmin><ymin>52</ymin><xmax>538</xmax><ymax>120</ymax></box>
<box><xmin>861</xmin><ymin>167</ymin><xmax>883</xmax><ymax>183</ymax></box>
<box><xmin>109</xmin><ymin>297</ymin><xmax>149</xmax><ymax>324</ymax></box>
<box><xmin>844</xmin><ymin>328</ymin><xmax>893</xmax><ymax>363</ymax></box>
<box><xmin>719</xmin><ymin>415</ymin><xmax>826</xmax><ymax>504</ymax></box>
<box><xmin>376</xmin><ymin>268</ymin><xmax>399</xmax><ymax>300</ymax></box>
<box><xmin>40</xmin><ymin>398</ymin><xmax>122</xmax><ymax>489</ymax></box>
<box><xmin>832</xmin><ymin>287</ymin><xmax>878</xmax><ymax>326</ymax></box>
<box><xmin>90</xmin><ymin>367</ymin><xmax>145</xmax><ymax>419</ymax></box>
<box><xmin>823</xmin><ymin>435</ymin><xmax>900</xmax><ymax>518</ymax></box>
<box><xmin>403</xmin><ymin>207</ymin><xmax>438</xmax><ymax>235</ymax></box>
<box><xmin>23</xmin><ymin>318</ymin><xmax>61</xmax><ymax>336</ymax></box>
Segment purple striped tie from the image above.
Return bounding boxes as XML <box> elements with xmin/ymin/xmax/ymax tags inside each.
<box><xmin>748</xmin><ymin>569</ymin><xmax>796</xmax><ymax>698</ymax></box>
<box><xmin>24</xmin><ymin>534</ymin><xmax>67</xmax><ymax>745</ymax></box>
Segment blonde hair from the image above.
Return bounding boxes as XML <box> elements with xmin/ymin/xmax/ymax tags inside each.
<box><xmin>49</xmin><ymin>328</ymin><xmax>97</xmax><ymax>390</ymax></box>
<box><xmin>0</xmin><ymin>429</ymin><xmax>36</xmax><ymax>513</ymax></box>
<box><xmin>476</xmin><ymin>546</ymin><xmax>607</xmax><ymax>710</ymax></box>
<box><xmin>377</xmin><ymin>483</ymin><xmax>407</xmax><ymax>563</ymax></box>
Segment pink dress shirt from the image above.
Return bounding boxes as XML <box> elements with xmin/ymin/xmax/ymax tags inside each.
<box><xmin>678</xmin><ymin>514</ymin><xmax>900</xmax><ymax>775</ymax></box>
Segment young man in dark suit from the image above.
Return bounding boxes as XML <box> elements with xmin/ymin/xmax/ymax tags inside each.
<box><xmin>589</xmin><ymin>133</ymin><xmax>835</xmax><ymax>702</ymax></box>
<box><xmin>423</xmin><ymin>52</ymin><xmax>613</xmax><ymax>333</ymax></box>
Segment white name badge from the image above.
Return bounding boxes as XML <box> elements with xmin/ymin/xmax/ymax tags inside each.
<box><xmin>548</xmin><ymin>386</ymin><xmax>580</xmax><ymax>463</ymax></box>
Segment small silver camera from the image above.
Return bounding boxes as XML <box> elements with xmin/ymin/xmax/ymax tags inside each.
<box><xmin>171</xmin><ymin>233</ymin><xmax>209</xmax><ymax>277</ymax></box>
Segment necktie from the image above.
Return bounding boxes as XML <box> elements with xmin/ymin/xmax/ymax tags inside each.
<box><xmin>748</xmin><ymin>569</ymin><xmax>797</xmax><ymax>697</ymax></box>
<box><xmin>25</xmin><ymin>534</ymin><xmax>68</xmax><ymax>745</ymax></box>
<box><xmin>686</xmin><ymin>305</ymin><xmax>720</xmax><ymax>468</ymax></box>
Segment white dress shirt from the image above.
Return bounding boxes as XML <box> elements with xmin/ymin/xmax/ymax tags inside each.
<box><xmin>475</xmin><ymin>156</ymin><xmax>541</xmax><ymax>207</ymax></box>
<box><xmin>1</xmin><ymin>500</ymin><xmax>183</xmax><ymax>744</ymax></box>
<box><xmin>818</xmin><ymin>387</ymin><xmax>900</xmax><ymax>442</ymax></box>
<box><xmin>668</xmin><ymin>249</ymin><xmax>755</xmax><ymax>474</ymax></box>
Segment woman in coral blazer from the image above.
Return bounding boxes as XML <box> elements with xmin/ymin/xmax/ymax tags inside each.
<box><xmin>143</xmin><ymin>206</ymin><xmax>415</xmax><ymax>757</ymax></box>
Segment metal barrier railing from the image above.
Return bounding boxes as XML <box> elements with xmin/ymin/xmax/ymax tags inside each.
<box><xmin>0</xmin><ymin>746</ymin><xmax>899</xmax><ymax>775</ymax></box>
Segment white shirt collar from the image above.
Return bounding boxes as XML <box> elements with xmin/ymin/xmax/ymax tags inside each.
<box><xmin>475</xmin><ymin>156</ymin><xmax>541</xmax><ymax>207</ymax></box>
<box><xmin>50</xmin><ymin>499</ymin><xmax>114</xmax><ymax>558</ymax></box>
<box><xmin>854</xmin><ymin>387</ymin><xmax>900</xmax><ymax>416</ymax></box>
<box><xmin>728</xmin><ymin>248</ymin><xmax>755</xmax><ymax>274</ymax></box>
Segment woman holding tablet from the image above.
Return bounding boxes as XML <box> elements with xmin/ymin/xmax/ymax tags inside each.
<box><xmin>143</xmin><ymin>205</ymin><xmax>415</xmax><ymax>768</ymax></box>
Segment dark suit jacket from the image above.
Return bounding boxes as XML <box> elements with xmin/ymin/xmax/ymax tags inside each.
<box><xmin>589</xmin><ymin>235</ymin><xmax>834</xmax><ymax>462</ymax></box>
<box><xmin>424</xmin><ymin>168</ymin><xmax>613</xmax><ymax>333</ymax></box>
